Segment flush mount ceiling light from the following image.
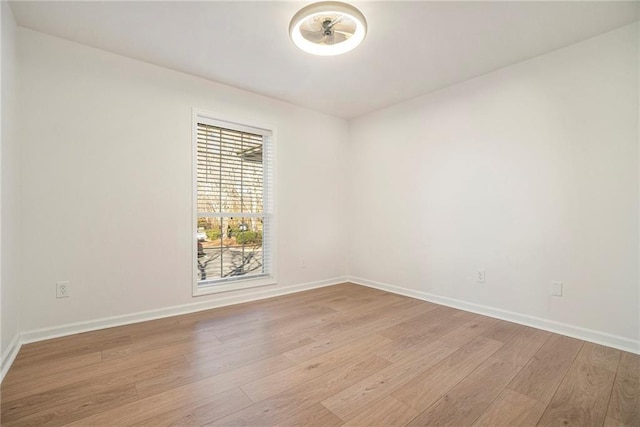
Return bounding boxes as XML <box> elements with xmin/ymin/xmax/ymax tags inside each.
<box><xmin>289</xmin><ymin>1</ymin><xmax>367</xmax><ymax>56</ymax></box>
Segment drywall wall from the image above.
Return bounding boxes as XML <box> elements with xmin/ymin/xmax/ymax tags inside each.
<box><xmin>9</xmin><ymin>19</ymin><xmax>639</xmax><ymax>354</ymax></box>
<box><xmin>349</xmin><ymin>23</ymin><xmax>639</xmax><ymax>348</ymax></box>
<box><xmin>1</xmin><ymin>2</ymin><xmax>20</xmax><ymax>364</ymax></box>
<box><xmin>17</xmin><ymin>28</ymin><xmax>349</xmax><ymax>332</ymax></box>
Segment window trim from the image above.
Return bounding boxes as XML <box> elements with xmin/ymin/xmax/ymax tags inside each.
<box><xmin>192</xmin><ymin>108</ymin><xmax>277</xmax><ymax>296</ymax></box>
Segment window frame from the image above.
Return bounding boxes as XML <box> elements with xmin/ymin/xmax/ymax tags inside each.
<box><xmin>192</xmin><ymin>109</ymin><xmax>277</xmax><ymax>296</ymax></box>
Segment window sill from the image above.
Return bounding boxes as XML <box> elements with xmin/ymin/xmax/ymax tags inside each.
<box><xmin>193</xmin><ymin>276</ymin><xmax>277</xmax><ymax>296</ymax></box>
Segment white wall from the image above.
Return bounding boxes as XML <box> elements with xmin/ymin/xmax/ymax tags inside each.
<box><xmin>9</xmin><ymin>21</ymin><xmax>640</xmax><ymax>353</ymax></box>
<box><xmin>17</xmin><ymin>28</ymin><xmax>349</xmax><ymax>333</ymax></box>
<box><xmin>349</xmin><ymin>23</ymin><xmax>639</xmax><ymax>348</ymax></box>
<box><xmin>1</xmin><ymin>1</ymin><xmax>20</xmax><ymax>364</ymax></box>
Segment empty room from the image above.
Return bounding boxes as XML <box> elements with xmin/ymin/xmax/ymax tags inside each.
<box><xmin>0</xmin><ymin>0</ymin><xmax>638</xmax><ymax>426</ymax></box>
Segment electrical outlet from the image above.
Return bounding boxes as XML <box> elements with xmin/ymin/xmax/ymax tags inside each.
<box><xmin>56</xmin><ymin>281</ymin><xmax>70</xmax><ymax>298</ymax></box>
<box><xmin>551</xmin><ymin>281</ymin><xmax>563</xmax><ymax>297</ymax></box>
<box><xmin>476</xmin><ymin>270</ymin><xmax>486</xmax><ymax>283</ymax></box>
<box><xmin>300</xmin><ymin>258</ymin><xmax>307</xmax><ymax>269</ymax></box>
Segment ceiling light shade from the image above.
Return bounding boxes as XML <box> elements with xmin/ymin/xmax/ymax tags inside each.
<box><xmin>289</xmin><ymin>1</ymin><xmax>367</xmax><ymax>56</ymax></box>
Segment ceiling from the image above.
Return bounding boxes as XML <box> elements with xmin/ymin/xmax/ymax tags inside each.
<box><xmin>10</xmin><ymin>1</ymin><xmax>640</xmax><ymax>119</ymax></box>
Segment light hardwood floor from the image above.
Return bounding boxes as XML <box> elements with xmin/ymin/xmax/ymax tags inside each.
<box><xmin>1</xmin><ymin>283</ymin><xmax>638</xmax><ymax>426</ymax></box>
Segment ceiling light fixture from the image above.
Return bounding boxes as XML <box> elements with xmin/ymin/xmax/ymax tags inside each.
<box><xmin>289</xmin><ymin>1</ymin><xmax>367</xmax><ymax>56</ymax></box>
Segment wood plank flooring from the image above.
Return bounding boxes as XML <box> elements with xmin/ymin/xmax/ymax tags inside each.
<box><xmin>1</xmin><ymin>283</ymin><xmax>638</xmax><ymax>426</ymax></box>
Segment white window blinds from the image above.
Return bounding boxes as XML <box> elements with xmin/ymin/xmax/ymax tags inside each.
<box><xmin>195</xmin><ymin>120</ymin><xmax>272</xmax><ymax>286</ymax></box>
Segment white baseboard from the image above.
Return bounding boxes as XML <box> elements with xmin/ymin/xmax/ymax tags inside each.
<box><xmin>349</xmin><ymin>276</ymin><xmax>640</xmax><ymax>355</ymax></box>
<box><xmin>6</xmin><ymin>274</ymin><xmax>636</xmax><ymax>384</ymax></box>
<box><xmin>20</xmin><ymin>276</ymin><xmax>348</xmax><ymax>345</ymax></box>
<box><xmin>1</xmin><ymin>276</ymin><xmax>346</xmax><ymax>382</ymax></box>
<box><xmin>1</xmin><ymin>333</ymin><xmax>22</xmax><ymax>383</ymax></box>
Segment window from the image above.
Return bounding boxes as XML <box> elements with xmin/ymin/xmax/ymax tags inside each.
<box><xmin>193</xmin><ymin>112</ymin><xmax>274</xmax><ymax>295</ymax></box>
